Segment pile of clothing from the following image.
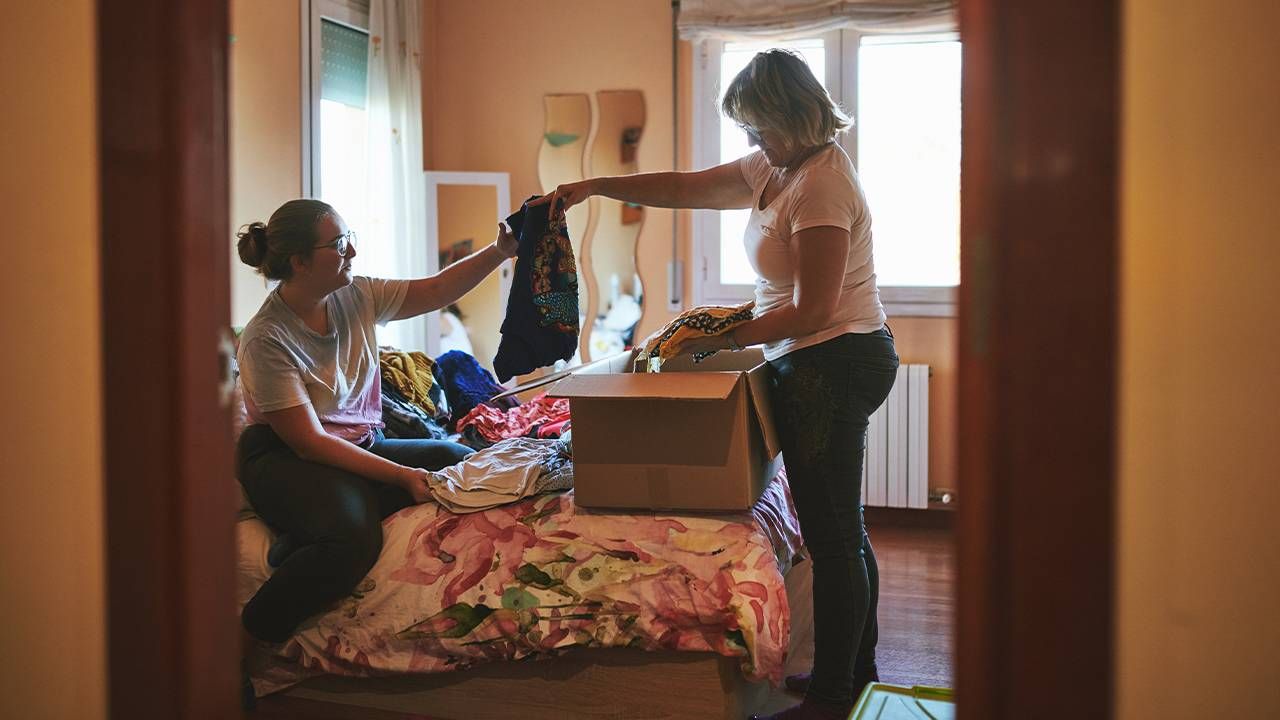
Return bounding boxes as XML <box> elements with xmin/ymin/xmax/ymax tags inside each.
<box><xmin>378</xmin><ymin>348</ymin><xmax>573</xmax><ymax>451</ymax></box>
<box><xmin>378</xmin><ymin>349</ymin><xmax>451</xmax><ymax>440</ymax></box>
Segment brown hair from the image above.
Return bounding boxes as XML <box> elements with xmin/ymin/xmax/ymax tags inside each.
<box><xmin>721</xmin><ymin>49</ymin><xmax>852</xmax><ymax>149</ymax></box>
<box><xmin>235</xmin><ymin>198</ymin><xmax>337</xmax><ymax>281</ymax></box>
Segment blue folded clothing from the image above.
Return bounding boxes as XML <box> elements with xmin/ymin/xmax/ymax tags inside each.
<box><xmin>434</xmin><ymin>350</ymin><xmax>518</xmax><ymax>427</ymax></box>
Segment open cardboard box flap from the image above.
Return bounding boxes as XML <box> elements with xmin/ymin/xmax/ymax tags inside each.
<box><xmin>491</xmin><ymin>351</ymin><xmax>632</xmax><ymax>401</ymax></box>
<box><xmin>550</xmin><ymin>371</ymin><xmax>740</xmax><ymax>401</ymax></box>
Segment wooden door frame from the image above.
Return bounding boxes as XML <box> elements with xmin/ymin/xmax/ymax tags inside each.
<box><xmin>97</xmin><ymin>0</ymin><xmax>1118</xmax><ymax>717</ymax></box>
<box><xmin>957</xmin><ymin>1</ymin><xmax>1118</xmax><ymax>718</ymax></box>
<box><xmin>99</xmin><ymin>0</ymin><xmax>238</xmax><ymax>717</ymax></box>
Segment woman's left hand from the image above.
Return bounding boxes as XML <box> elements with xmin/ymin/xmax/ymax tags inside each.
<box><xmin>494</xmin><ymin>223</ymin><xmax>518</xmax><ymax>259</ymax></box>
<box><xmin>668</xmin><ymin>333</ymin><xmax>729</xmax><ymax>358</ymax></box>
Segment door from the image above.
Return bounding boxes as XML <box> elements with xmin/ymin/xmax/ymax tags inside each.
<box><xmin>99</xmin><ymin>1</ymin><xmax>239</xmax><ymax>717</ymax></box>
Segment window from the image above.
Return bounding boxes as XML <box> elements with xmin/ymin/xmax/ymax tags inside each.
<box><xmin>305</xmin><ymin>0</ymin><xmax>370</xmax><ymax>233</ymax></box>
<box><xmin>304</xmin><ymin>0</ymin><xmax>415</xmax><ymax>349</ymax></box>
<box><xmin>858</xmin><ymin>36</ymin><xmax>961</xmax><ymax>289</ymax></box>
<box><xmin>315</xmin><ymin>15</ymin><xmax>370</xmax><ymax>240</ymax></box>
<box><xmin>692</xmin><ymin>31</ymin><xmax>960</xmax><ymax>315</ymax></box>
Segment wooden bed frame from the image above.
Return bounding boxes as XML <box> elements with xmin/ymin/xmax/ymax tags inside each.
<box><xmin>283</xmin><ymin>649</ymin><xmax>766</xmax><ymax>719</ymax></box>
<box><xmin>272</xmin><ymin>560</ymin><xmax>814</xmax><ymax>719</ymax></box>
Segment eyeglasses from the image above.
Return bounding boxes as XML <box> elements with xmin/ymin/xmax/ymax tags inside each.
<box><xmin>738</xmin><ymin>124</ymin><xmax>763</xmax><ymax>144</ymax></box>
<box><xmin>316</xmin><ymin>230</ymin><xmax>357</xmax><ymax>256</ymax></box>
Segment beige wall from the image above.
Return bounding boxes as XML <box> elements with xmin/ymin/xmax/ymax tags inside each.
<box><xmin>230</xmin><ymin>0</ymin><xmax>303</xmax><ymax>325</ymax></box>
<box><xmin>0</xmin><ymin>2</ymin><xmax>107</xmax><ymax>718</ymax></box>
<box><xmin>890</xmin><ymin>318</ymin><xmax>957</xmax><ymax>499</ymax></box>
<box><xmin>1117</xmin><ymin>1</ymin><xmax>1280</xmax><ymax>716</ymax></box>
<box><xmin>426</xmin><ymin>0</ymin><xmax>677</xmax><ymax>340</ymax></box>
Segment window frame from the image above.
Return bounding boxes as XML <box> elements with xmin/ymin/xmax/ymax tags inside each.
<box><xmin>301</xmin><ymin>0</ymin><xmax>371</xmax><ymax>198</ymax></box>
<box><xmin>690</xmin><ymin>30</ymin><xmax>959</xmax><ymax>317</ymax></box>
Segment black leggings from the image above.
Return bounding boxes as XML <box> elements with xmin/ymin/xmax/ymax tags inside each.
<box><xmin>768</xmin><ymin>329</ymin><xmax>899</xmax><ymax>705</ymax></box>
<box><xmin>236</xmin><ymin>424</ymin><xmax>472</xmax><ymax>642</ymax></box>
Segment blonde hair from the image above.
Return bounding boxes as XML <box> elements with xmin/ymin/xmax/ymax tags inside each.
<box><xmin>721</xmin><ymin>49</ymin><xmax>852</xmax><ymax>148</ymax></box>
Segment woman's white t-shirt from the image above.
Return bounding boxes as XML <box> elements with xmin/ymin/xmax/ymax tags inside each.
<box><xmin>236</xmin><ymin>276</ymin><xmax>409</xmax><ymax>445</ymax></box>
<box><xmin>738</xmin><ymin>143</ymin><xmax>886</xmax><ymax>361</ymax></box>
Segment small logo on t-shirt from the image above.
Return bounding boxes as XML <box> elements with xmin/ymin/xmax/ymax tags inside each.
<box><xmin>759</xmin><ymin>224</ymin><xmax>777</xmax><ymax>235</ymax></box>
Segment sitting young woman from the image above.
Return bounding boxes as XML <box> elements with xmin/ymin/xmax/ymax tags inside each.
<box><xmin>234</xmin><ymin>198</ymin><xmax>517</xmax><ymax>643</ymax></box>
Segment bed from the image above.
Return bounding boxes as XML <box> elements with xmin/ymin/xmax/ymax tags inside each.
<box><xmin>238</xmin><ymin>471</ymin><xmax>805</xmax><ymax>719</ymax></box>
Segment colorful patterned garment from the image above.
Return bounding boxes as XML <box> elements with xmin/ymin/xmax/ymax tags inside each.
<box><xmin>493</xmin><ymin>196</ymin><xmax>580</xmax><ymax>383</ymax></box>
<box><xmin>455</xmin><ymin>392</ymin><xmax>572</xmax><ymax>445</ymax></box>
<box><xmin>635</xmin><ymin>301</ymin><xmax>756</xmax><ymax>370</ymax></box>
<box><xmin>240</xmin><ymin>471</ymin><xmax>803</xmax><ymax>696</ymax></box>
<box><xmin>379</xmin><ymin>349</ymin><xmax>439</xmax><ymax>417</ymax></box>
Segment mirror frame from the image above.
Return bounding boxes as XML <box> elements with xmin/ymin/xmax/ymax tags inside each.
<box><xmin>423</xmin><ymin>170</ymin><xmax>512</xmax><ymax>359</ymax></box>
<box><xmin>538</xmin><ymin>93</ymin><xmax>594</xmax><ymax>363</ymax></box>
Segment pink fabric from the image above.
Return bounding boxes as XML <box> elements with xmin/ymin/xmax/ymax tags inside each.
<box><xmin>244</xmin><ymin>472</ymin><xmax>803</xmax><ymax>696</ymax></box>
<box><xmin>456</xmin><ymin>393</ymin><xmax>572</xmax><ymax>442</ymax></box>
<box><xmin>535</xmin><ymin>418</ymin><xmax>570</xmax><ymax>439</ymax></box>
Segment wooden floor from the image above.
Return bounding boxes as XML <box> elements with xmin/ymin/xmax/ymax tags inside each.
<box><xmin>254</xmin><ymin>525</ymin><xmax>955</xmax><ymax>719</ymax></box>
<box><xmin>865</xmin><ymin>525</ymin><xmax>955</xmax><ymax>689</ymax></box>
<box><xmin>750</xmin><ymin>524</ymin><xmax>955</xmax><ymax>715</ymax></box>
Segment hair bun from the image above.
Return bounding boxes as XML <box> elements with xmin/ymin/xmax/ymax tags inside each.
<box><xmin>236</xmin><ymin>222</ymin><xmax>269</xmax><ymax>268</ymax></box>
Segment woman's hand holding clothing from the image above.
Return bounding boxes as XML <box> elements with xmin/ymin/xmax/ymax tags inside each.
<box><xmin>392</xmin><ymin>222</ymin><xmax>517</xmax><ymax>322</ymax></box>
<box><xmin>493</xmin><ymin>221</ymin><xmax>518</xmax><ymax>258</ymax></box>
<box><xmin>395</xmin><ymin>466</ymin><xmax>433</xmax><ymax>504</ymax></box>
<box><xmin>263</xmin><ymin>402</ymin><xmax>435</xmax><ymax>503</ymax></box>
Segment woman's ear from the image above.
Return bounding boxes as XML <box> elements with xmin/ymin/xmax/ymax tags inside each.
<box><xmin>290</xmin><ymin>253</ymin><xmax>309</xmax><ymax>275</ymax></box>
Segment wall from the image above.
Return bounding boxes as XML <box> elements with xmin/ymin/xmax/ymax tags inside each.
<box><xmin>230</xmin><ymin>0</ymin><xmax>303</xmax><ymax>325</ymax></box>
<box><xmin>425</xmin><ymin>0</ymin><xmax>677</xmax><ymax>340</ymax></box>
<box><xmin>0</xmin><ymin>1</ymin><xmax>107</xmax><ymax>718</ymax></box>
<box><xmin>1117</xmin><ymin>1</ymin><xmax>1280</xmax><ymax>716</ymax></box>
<box><xmin>890</xmin><ymin>318</ymin><xmax>957</xmax><ymax>500</ymax></box>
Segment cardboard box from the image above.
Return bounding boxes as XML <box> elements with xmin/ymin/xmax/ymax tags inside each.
<box><xmin>501</xmin><ymin>349</ymin><xmax>782</xmax><ymax>511</ymax></box>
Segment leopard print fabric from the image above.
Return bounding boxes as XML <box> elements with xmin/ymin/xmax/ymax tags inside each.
<box><xmin>635</xmin><ymin>300</ymin><xmax>755</xmax><ymax>371</ymax></box>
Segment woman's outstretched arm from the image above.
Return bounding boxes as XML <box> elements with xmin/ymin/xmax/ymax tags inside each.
<box><xmin>537</xmin><ymin>158</ymin><xmax>753</xmax><ymax>212</ymax></box>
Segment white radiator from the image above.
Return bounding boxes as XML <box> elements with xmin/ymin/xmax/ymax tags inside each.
<box><xmin>862</xmin><ymin>364</ymin><xmax>930</xmax><ymax>510</ymax></box>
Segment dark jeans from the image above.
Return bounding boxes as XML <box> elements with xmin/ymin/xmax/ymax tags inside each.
<box><xmin>236</xmin><ymin>424</ymin><xmax>472</xmax><ymax>642</ymax></box>
<box><xmin>768</xmin><ymin>329</ymin><xmax>899</xmax><ymax>705</ymax></box>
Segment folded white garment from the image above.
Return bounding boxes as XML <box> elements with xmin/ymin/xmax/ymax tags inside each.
<box><xmin>426</xmin><ymin>436</ymin><xmax>572</xmax><ymax>513</ymax></box>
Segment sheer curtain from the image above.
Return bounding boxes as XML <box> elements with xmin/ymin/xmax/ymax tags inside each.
<box><xmin>364</xmin><ymin>0</ymin><xmax>427</xmax><ymax>352</ymax></box>
<box><xmin>676</xmin><ymin>0</ymin><xmax>955</xmax><ymax>40</ymax></box>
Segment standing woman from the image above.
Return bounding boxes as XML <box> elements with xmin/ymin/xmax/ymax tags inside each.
<box><xmin>234</xmin><ymin>198</ymin><xmax>517</xmax><ymax>644</ymax></box>
<box><xmin>542</xmin><ymin>50</ymin><xmax>898</xmax><ymax>719</ymax></box>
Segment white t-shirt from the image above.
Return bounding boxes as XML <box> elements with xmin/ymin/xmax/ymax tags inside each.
<box><xmin>237</xmin><ymin>276</ymin><xmax>409</xmax><ymax>444</ymax></box>
<box><xmin>738</xmin><ymin>144</ymin><xmax>886</xmax><ymax>361</ymax></box>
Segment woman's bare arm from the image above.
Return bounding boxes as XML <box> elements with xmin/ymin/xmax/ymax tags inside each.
<box><xmin>391</xmin><ymin>223</ymin><xmax>517</xmax><ymax>321</ymax></box>
<box><xmin>263</xmin><ymin>403</ymin><xmax>431</xmax><ymax>502</ymax></box>
<box><xmin>668</xmin><ymin>225</ymin><xmax>851</xmax><ymax>355</ymax></box>
<box><xmin>537</xmin><ymin>158</ymin><xmax>753</xmax><ymax>212</ymax></box>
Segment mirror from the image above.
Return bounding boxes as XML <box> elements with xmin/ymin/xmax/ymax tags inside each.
<box><xmin>423</xmin><ymin>171</ymin><xmax>512</xmax><ymax>372</ymax></box>
<box><xmin>586</xmin><ymin>89</ymin><xmax>645</xmax><ymax>360</ymax></box>
<box><xmin>537</xmin><ymin>94</ymin><xmax>592</xmax><ymax>363</ymax></box>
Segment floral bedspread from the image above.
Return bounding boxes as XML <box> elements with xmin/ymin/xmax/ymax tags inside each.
<box><xmin>246</xmin><ymin>473</ymin><xmax>803</xmax><ymax>696</ymax></box>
